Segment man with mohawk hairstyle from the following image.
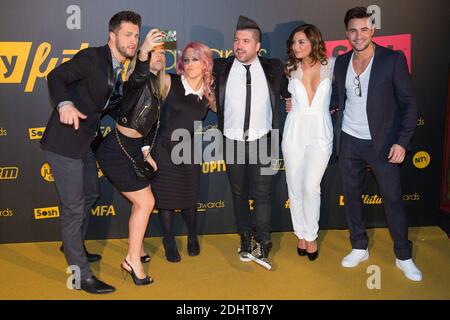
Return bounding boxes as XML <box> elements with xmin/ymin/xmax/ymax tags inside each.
<box><xmin>213</xmin><ymin>15</ymin><xmax>288</xmax><ymax>270</ymax></box>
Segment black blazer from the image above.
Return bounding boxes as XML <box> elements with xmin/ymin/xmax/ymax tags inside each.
<box><xmin>213</xmin><ymin>56</ymin><xmax>288</xmax><ymax>134</ymax></box>
<box><xmin>41</xmin><ymin>45</ymin><xmax>116</xmax><ymax>158</ymax></box>
<box><xmin>331</xmin><ymin>43</ymin><xmax>417</xmax><ymax>158</ymax></box>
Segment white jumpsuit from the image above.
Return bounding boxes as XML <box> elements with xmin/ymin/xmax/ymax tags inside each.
<box><xmin>281</xmin><ymin>59</ymin><xmax>334</xmax><ymax>241</ymax></box>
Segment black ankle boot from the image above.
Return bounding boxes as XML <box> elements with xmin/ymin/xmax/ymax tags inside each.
<box><xmin>162</xmin><ymin>237</ymin><xmax>181</xmax><ymax>263</ymax></box>
<box><xmin>187</xmin><ymin>236</ymin><xmax>200</xmax><ymax>256</ymax></box>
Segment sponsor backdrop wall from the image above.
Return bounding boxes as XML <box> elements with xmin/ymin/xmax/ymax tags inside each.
<box><xmin>0</xmin><ymin>0</ymin><xmax>448</xmax><ymax>243</ymax></box>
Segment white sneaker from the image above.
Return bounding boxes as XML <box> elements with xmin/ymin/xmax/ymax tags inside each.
<box><xmin>341</xmin><ymin>249</ymin><xmax>369</xmax><ymax>268</ymax></box>
<box><xmin>237</xmin><ymin>247</ymin><xmax>251</xmax><ymax>262</ymax></box>
<box><xmin>396</xmin><ymin>259</ymin><xmax>422</xmax><ymax>281</ymax></box>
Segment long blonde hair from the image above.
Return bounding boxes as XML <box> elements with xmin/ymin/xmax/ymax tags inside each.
<box><xmin>127</xmin><ymin>50</ymin><xmax>169</xmax><ymax>101</ymax></box>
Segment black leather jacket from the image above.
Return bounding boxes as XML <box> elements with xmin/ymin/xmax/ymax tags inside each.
<box><xmin>117</xmin><ymin>58</ymin><xmax>160</xmax><ymax>138</ymax></box>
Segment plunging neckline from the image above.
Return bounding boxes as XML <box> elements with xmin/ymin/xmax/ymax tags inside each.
<box><xmin>294</xmin><ymin>77</ymin><xmax>328</xmax><ymax>108</ymax></box>
<box><xmin>296</xmin><ymin>63</ymin><xmax>327</xmax><ymax>107</ymax></box>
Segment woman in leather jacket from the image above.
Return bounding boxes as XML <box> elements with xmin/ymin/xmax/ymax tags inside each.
<box><xmin>96</xmin><ymin>30</ymin><xmax>167</xmax><ymax>285</ymax></box>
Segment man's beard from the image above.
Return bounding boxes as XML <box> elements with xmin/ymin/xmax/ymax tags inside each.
<box><xmin>116</xmin><ymin>43</ymin><xmax>135</xmax><ymax>59</ymax></box>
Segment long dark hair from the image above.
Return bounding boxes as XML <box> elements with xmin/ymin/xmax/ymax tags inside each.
<box><xmin>284</xmin><ymin>24</ymin><xmax>328</xmax><ymax>78</ymax></box>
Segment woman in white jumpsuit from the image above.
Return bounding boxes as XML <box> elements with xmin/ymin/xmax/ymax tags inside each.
<box><xmin>282</xmin><ymin>24</ymin><xmax>334</xmax><ymax>261</ymax></box>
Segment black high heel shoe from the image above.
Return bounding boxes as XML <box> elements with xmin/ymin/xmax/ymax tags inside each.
<box><xmin>121</xmin><ymin>259</ymin><xmax>153</xmax><ymax>286</ymax></box>
<box><xmin>305</xmin><ymin>240</ymin><xmax>319</xmax><ymax>261</ymax></box>
<box><xmin>187</xmin><ymin>236</ymin><xmax>200</xmax><ymax>256</ymax></box>
<box><xmin>297</xmin><ymin>239</ymin><xmax>306</xmax><ymax>256</ymax></box>
<box><xmin>306</xmin><ymin>250</ymin><xmax>319</xmax><ymax>261</ymax></box>
<box><xmin>140</xmin><ymin>254</ymin><xmax>151</xmax><ymax>263</ymax></box>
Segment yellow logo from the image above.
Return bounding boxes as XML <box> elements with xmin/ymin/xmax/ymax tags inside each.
<box><xmin>0</xmin><ymin>208</ymin><xmax>14</xmax><ymax>217</ymax></box>
<box><xmin>0</xmin><ymin>41</ymin><xmax>88</xmax><ymax>92</ymax></box>
<box><xmin>271</xmin><ymin>159</ymin><xmax>285</xmax><ymax>171</ymax></box>
<box><xmin>29</xmin><ymin>127</ymin><xmax>46</xmax><ymax>140</ymax></box>
<box><xmin>197</xmin><ymin>200</ymin><xmax>225</xmax><ymax>212</ymax></box>
<box><xmin>41</xmin><ymin>163</ymin><xmax>54</xmax><ymax>182</ymax></box>
<box><xmin>202</xmin><ymin>160</ymin><xmax>226</xmax><ymax>174</ymax></box>
<box><xmin>403</xmin><ymin>193</ymin><xmax>420</xmax><ymax>201</ymax></box>
<box><xmin>0</xmin><ymin>167</ymin><xmax>19</xmax><ymax>180</ymax></box>
<box><xmin>96</xmin><ymin>161</ymin><xmax>104</xmax><ymax>178</ymax></box>
<box><xmin>91</xmin><ymin>205</ymin><xmax>116</xmax><ymax>217</ymax></box>
<box><xmin>339</xmin><ymin>193</ymin><xmax>419</xmax><ymax>205</ymax></box>
<box><xmin>339</xmin><ymin>194</ymin><xmax>383</xmax><ymax>206</ymax></box>
<box><xmin>413</xmin><ymin>151</ymin><xmax>430</xmax><ymax>169</ymax></box>
<box><xmin>34</xmin><ymin>206</ymin><xmax>59</xmax><ymax>219</ymax></box>
<box><xmin>248</xmin><ymin>199</ymin><xmax>254</xmax><ymax>211</ymax></box>
<box><xmin>0</xmin><ymin>127</ymin><xmax>7</xmax><ymax>136</ymax></box>
<box><xmin>285</xmin><ymin>199</ymin><xmax>290</xmax><ymax>209</ymax></box>
<box><xmin>0</xmin><ymin>42</ymin><xmax>32</xmax><ymax>83</ymax></box>
<box><xmin>417</xmin><ymin>117</ymin><xmax>424</xmax><ymax>126</ymax></box>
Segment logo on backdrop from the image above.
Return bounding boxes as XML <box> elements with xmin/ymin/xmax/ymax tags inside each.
<box><xmin>34</xmin><ymin>206</ymin><xmax>60</xmax><ymax>220</ymax></box>
<box><xmin>271</xmin><ymin>159</ymin><xmax>285</xmax><ymax>171</ymax></box>
<box><xmin>195</xmin><ymin>124</ymin><xmax>219</xmax><ymax>135</ymax></box>
<box><xmin>29</xmin><ymin>127</ymin><xmax>46</xmax><ymax>140</ymax></box>
<box><xmin>91</xmin><ymin>205</ymin><xmax>116</xmax><ymax>217</ymax></box>
<box><xmin>0</xmin><ymin>208</ymin><xmax>14</xmax><ymax>218</ymax></box>
<box><xmin>413</xmin><ymin>151</ymin><xmax>430</xmax><ymax>169</ymax></box>
<box><xmin>285</xmin><ymin>199</ymin><xmax>290</xmax><ymax>209</ymax></box>
<box><xmin>202</xmin><ymin>160</ymin><xmax>226</xmax><ymax>174</ymax></box>
<box><xmin>40</xmin><ymin>159</ymin><xmax>103</xmax><ymax>180</ymax></box>
<box><xmin>339</xmin><ymin>193</ymin><xmax>421</xmax><ymax>205</ymax></box>
<box><xmin>0</xmin><ymin>41</ymin><xmax>89</xmax><ymax>92</ymax></box>
<box><xmin>325</xmin><ymin>34</ymin><xmax>412</xmax><ymax>72</ymax></box>
<box><xmin>0</xmin><ymin>127</ymin><xmax>7</xmax><ymax>137</ymax></box>
<box><xmin>41</xmin><ymin>163</ymin><xmax>54</xmax><ymax>182</ymax></box>
<box><xmin>197</xmin><ymin>200</ymin><xmax>225</xmax><ymax>212</ymax></box>
<box><xmin>0</xmin><ymin>167</ymin><xmax>19</xmax><ymax>180</ymax></box>
<box><xmin>1</xmin><ymin>29</ymin><xmax>411</xmax><ymax>93</ymax></box>
<box><xmin>417</xmin><ymin>117</ymin><xmax>425</xmax><ymax>126</ymax></box>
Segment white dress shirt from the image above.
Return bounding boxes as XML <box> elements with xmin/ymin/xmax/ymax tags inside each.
<box><xmin>224</xmin><ymin>57</ymin><xmax>272</xmax><ymax>141</ymax></box>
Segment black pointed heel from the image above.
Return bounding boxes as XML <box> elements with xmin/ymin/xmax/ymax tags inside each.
<box><xmin>121</xmin><ymin>259</ymin><xmax>153</xmax><ymax>286</ymax></box>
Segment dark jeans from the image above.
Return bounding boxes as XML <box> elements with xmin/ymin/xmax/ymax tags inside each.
<box><xmin>224</xmin><ymin>134</ymin><xmax>274</xmax><ymax>243</ymax></box>
<box><xmin>44</xmin><ymin>149</ymin><xmax>100</xmax><ymax>279</ymax></box>
<box><xmin>338</xmin><ymin>131</ymin><xmax>412</xmax><ymax>260</ymax></box>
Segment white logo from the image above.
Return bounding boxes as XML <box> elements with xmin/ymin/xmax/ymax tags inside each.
<box><xmin>66</xmin><ymin>265</ymin><xmax>81</xmax><ymax>290</ymax></box>
<box><xmin>366</xmin><ymin>265</ymin><xmax>381</xmax><ymax>290</ymax></box>
<box><xmin>66</xmin><ymin>5</ymin><xmax>81</xmax><ymax>30</ymax></box>
<box><xmin>367</xmin><ymin>5</ymin><xmax>381</xmax><ymax>29</ymax></box>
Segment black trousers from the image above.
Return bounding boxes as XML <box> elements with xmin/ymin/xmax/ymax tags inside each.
<box><xmin>224</xmin><ymin>134</ymin><xmax>275</xmax><ymax>243</ymax></box>
<box><xmin>44</xmin><ymin>149</ymin><xmax>100</xmax><ymax>279</ymax></box>
<box><xmin>338</xmin><ymin>131</ymin><xmax>412</xmax><ymax>260</ymax></box>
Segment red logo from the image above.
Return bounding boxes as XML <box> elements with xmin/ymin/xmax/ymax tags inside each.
<box><xmin>325</xmin><ymin>34</ymin><xmax>412</xmax><ymax>73</ymax></box>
